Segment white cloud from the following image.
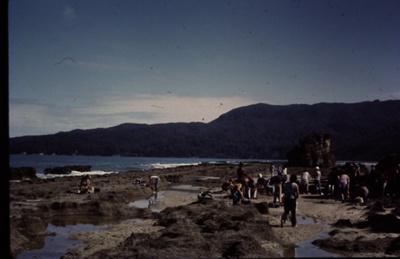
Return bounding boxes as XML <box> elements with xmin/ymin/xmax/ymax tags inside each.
<box><xmin>9</xmin><ymin>94</ymin><xmax>262</xmax><ymax>137</ymax></box>
<box><xmin>71</xmin><ymin>93</ymin><xmax>259</xmax><ymax>125</ymax></box>
<box><xmin>9</xmin><ymin>101</ymin><xmax>60</xmax><ymax>137</ymax></box>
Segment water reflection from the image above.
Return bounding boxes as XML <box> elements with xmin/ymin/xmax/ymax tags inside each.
<box><xmin>128</xmin><ymin>191</ymin><xmax>166</xmax><ymax>212</ymax></box>
<box><xmin>17</xmin><ymin>222</ymin><xmax>109</xmax><ymax>259</ymax></box>
<box><xmin>279</xmin><ymin>216</ymin><xmax>343</xmax><ymax>258</ymax></box>
<box><xmin>281</xmin><ymin>232</ymin><xmax>342</xmax><ymax>257</ymax></box>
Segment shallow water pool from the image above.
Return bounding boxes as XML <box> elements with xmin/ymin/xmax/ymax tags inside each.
<box><xmin>17</xmin><ymin>222</ymin><xmax>109</xmax><ymax>259</ymax></box>
<box><xmin>128</xmin><ymin>191</ymin><xmax>166</xmax><ymax>212</ymax></box>
<box><xmin>279</xmin><ymin>216</ymin><xmax>344</xmax><ymax>258</ymax></box>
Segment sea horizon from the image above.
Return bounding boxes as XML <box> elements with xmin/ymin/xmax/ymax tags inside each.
<box><xmin>10</xmin><ymin>154</ymin><xmax>377</xmax><ymax>180</ymax></box>
<box><xmin>10</xmin><ymin>154</ymin><xmax>285</xmax><ymax>179</ymax></box>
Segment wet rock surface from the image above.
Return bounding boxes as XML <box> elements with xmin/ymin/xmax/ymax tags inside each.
<box><xmin>10</xmin><ymin>162</ymin><xmax>400</xmax><ymax>258</ymax></box>
<box><xmin>69</xmin><ymin>200</ymin><xmax>280</xmax><ymax>259</ymax></box>
<box><xmin>10</xmin><ymin>163</ymin><xmax>258</xmax><ymax>257</ymax></box>
<box><xmin>312</xmin><ymin>199</ymin><xmax>400</xmax><ymax>256</ymax></box>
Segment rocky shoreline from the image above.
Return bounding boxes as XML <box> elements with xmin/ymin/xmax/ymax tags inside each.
<box><xmin>10</xmin><ymin>162</ymin><xmax>400</xmax><ymax>258</ymax></box>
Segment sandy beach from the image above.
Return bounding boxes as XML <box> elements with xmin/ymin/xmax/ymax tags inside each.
<box><xmin>10</xmin><ymin>162</ymin><xmax>400</xmax><ymax>258</ymax></box>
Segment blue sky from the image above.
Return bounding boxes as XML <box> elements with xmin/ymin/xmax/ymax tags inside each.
<box><xmin>9</xmin><ymin>0</ymin><xmax>400</xmax><ymax>137</ymax></box>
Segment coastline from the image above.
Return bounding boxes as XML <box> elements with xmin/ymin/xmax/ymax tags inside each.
<box><xmin>10</xmin><ymin>162</ymin><xmax>400</xmax><ymax>258</ymax></box>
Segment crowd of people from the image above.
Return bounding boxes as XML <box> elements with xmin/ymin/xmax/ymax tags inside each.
<box><xmin>327</xmin><ymin>162</ymin><xmax>400</xmax><ymax>202</ymax></box>
<box><xmin>76</xmin><ymin>160</ymin><xmax>399</xmax><ymax>225</ymax></box>
<box><xmin>221</xmin><ymin>162</ymin><xmax>300</xmax><ymax>226</ymax></box>
<box><xmin>221</xmin><ymin>162</ymin><xmax>289</xmax><ymax>205</ymax></box>
<box><xmin>221</xmin><ymin>162</ymin><xmax>400</xmax><ymax>226</ymax></box>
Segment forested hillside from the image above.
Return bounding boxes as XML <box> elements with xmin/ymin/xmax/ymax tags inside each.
<box><xmin>9</xmin><ymin>100</ymin><xmax>400</xmax><ymax>161</ymax></box>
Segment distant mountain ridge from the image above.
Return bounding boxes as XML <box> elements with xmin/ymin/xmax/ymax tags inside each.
<box><xmin>9</xmin><ymin>100</ymin><xmax>400</xmax><ymax>161</ymax></box>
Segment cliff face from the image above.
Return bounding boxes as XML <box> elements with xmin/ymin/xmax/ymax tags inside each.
<box><xmin>9</xmin><ymin>100</ymin><xmax>400</xmax><ymax>161</ymax></box>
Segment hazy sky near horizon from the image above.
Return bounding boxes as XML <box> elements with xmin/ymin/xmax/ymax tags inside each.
<box><xmin>9</xmin><ymin>0</ymin><xmax>400</xmax><ymax>137</ymax></box>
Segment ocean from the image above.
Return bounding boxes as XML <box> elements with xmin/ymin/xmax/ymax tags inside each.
<box><xmin>9</xmin><ymin>154</ymin><xmax>270</xmax><ymax>179</ymax></box>
<box><xmin>9</xmin><ymin>154</ymin><xmax>376</xmax><ymax>179</ymax></box>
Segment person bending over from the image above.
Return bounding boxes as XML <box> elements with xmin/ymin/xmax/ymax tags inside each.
<box><xmin>148</xmin><ymin>175</ymin><xmax>160</xmax><ymax>193</ymax></box>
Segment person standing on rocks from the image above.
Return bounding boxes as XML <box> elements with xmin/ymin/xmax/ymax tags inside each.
<box><xmin>314</xmin><ymin>166</ymin><xmax>322</xmax><ymax>195</ymax></box>
<box><xmin>338</xmin><ymin>173</ymin><xmax>350</xmax><ymax>202</ymax></box>
<box><xmin>272</xmin><ymin>171</ymin><xmax>287</xmax><ymax>204</ymax></box>
<box><xmin>237</xmin><ymin>162</ymin><xmax>247</xmax><ymax>185</ymax></box>
<box><xmin>269</xmin><ymin>164</ymin><xmax>276</xmax><ymax>178</ymax></box>
<box><xmin>300</xmin><ymin>169</ymin><xmax>311</xmax><ymax>194</ymax></box>
<box><xmin>281</xmin><ymin>174</ymin><xmax>300</xmax><ymax>227</ymax></box>
<box><xmin>278</xmin><ymin>165</ymin><xmax>284</xmax><ymax>175</ymax></box>
<box><xmin>148</xmin><ymin>175</ymin><xmax>160</xmax><ymax>193</ymax></box>
<box><xmin>236</xmin><ymin>162</ymin><xmax>248</xmax><ymax>195</ymax></box>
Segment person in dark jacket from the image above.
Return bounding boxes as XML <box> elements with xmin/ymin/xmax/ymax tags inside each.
<box><xmin>281</xmin><ymin>174</ymin><xmax>300</xmax><ymax>227</ymax></box>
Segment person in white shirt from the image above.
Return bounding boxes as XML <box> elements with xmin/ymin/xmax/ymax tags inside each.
<box><xmin>314</xmin><ymin>166</ymin><xmax>322</xmax><ymax>194</ymax></box>
<box><xmin>300</xmin><ymin>169</ymin><xmax>311</xmax><ymax>194</ymax></box>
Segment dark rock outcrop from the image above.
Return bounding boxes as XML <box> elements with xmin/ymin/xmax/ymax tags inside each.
<box><xmin>287</xmin><ymin>132</ymin><xmax>336</xmax><ymax>167</ymax></box>
<box><xmin>85</xmin><ymin>200</ymin><xmax>281</xmax><ymax>258</ymax></box>
<box><xmin>375</xmin><ymin>153</ymin><xmax>400</xmax><ymax>197</ymax></box>
<box><xmin>10</xmin><ymin>167</ymin><xmax>37</xmax><ymax>180</ymax></box>
<box><xmin>376</xmin><ymin>153</ymin><xmax>400</xmax><ymax>173</ymax></box>
<box><xmin>44</xmin><ymin>165</ymin><xmax>91</xmax><ymax>175</ymax></box>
